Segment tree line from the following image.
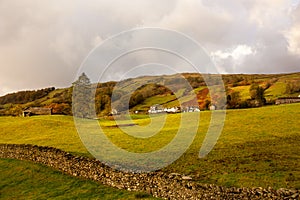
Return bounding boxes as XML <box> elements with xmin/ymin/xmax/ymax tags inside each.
<box><xmin>0</xmin><ymin>87</ymin><xmax>55</xmax><ymax>105</ymax></box>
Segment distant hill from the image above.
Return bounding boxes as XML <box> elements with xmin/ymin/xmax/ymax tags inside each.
<box><xmin>0</xmin><ymin>72</ymin><xmax>299</xmax><ymax>116</ymax></box>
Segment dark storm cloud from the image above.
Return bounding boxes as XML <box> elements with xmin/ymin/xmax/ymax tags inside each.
<box><xmin>0</xmin><ymin>0</ymin><xmax>299</xmax><ymax>95</ymax></box>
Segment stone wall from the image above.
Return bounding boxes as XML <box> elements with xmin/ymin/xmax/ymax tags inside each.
<box><xmin>0</xmin><ymin>144</ymin><xmax>299</xmax><ymax>200</ymax></box>
<box><xmin>275</xmin><ymin>98</ymin><xmax>300</xmax><ymax>105</ymax></box>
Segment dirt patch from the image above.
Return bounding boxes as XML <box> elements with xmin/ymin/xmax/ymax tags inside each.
<box><xmin>105</xmin><ymin>123</ymin><xmax>137</xmax><ymax>128</ymax></box>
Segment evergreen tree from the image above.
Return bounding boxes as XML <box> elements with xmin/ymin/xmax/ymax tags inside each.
<box><xmin>72</xmin><ymin>73</ymin><xmax>94</xmax><ymax>118</ymax></box>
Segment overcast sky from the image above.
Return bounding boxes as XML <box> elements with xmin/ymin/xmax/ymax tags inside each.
<box><xmin>0</xmin><ymin>0</ymin><xmax>300</xmax><ymax>96</ymax></box>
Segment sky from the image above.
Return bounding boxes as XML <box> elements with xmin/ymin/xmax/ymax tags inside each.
<box><xmin>0</xmin><ymin>0</ymin><xmax>300</xmax><ymax>96</ymax></box>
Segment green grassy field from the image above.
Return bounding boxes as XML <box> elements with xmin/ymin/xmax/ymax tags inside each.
<box><xmin>231</xmin><ymin>85</ymin><xmax>251</xmax><ymax>100</ymax></box>
<box><xmin>0</xmin><ymin>115</ymin><xmax>88</xmax><ymax>156</ymax></box>
<box><xmin>1</xmin><ymin>103</ymin><xmax>300</xmax><ymax>192</ymax></box>
<box><xmin>0</xmin><ymin>158</ymin><xmax>158</xmax><ymax>200</ymax></box>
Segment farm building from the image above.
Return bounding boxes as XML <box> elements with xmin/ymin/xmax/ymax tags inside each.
<box><xmin>275</xmin><ymin>97</ymin><xmax>300</xmax><ymax>105</ymax></box>
<box><xmin>182</xmin><ymin>106</ymin><xmax>200</xmax><ymax>112</ymax></box>
<box><xmin>23</xmin><ymin>107</ymin><xmax>52</xmax><ymax>117</ymax></box>
<box><xmin>209</xmin><ymin>105</ymin><xmax>216</xmax><ymax>110</ymax></box>
<box><xmin>149</xmin><ymin>105</ymin><xmax>200</xmax><ymax>114</ymax></box>
<box><xmin>110</xmin><ymin>109</ymin><xmax>118</xmax><ymax>115</ymax></box>
<box><xmin>148</xmin><ymin>104</ymin><xmax>164</xmax><ymax>114</ymax></box>
<box><xmin>164</xmin><ymin>107</ymin><xmax>180</xmax><ymax>113</ymax></box>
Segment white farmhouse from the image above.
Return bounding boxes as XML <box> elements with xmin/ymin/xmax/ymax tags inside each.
<box><xmin>148</xmin><ymin>104</ymin><xmax>164</xmax><ymax>114</ymax></box>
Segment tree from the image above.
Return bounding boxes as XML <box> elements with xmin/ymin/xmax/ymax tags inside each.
<box><xmin>47</xmin><ymin>103</ymin><xmax>71</xmax><ymax>115</ymax></box>
<box><xmin>10</xmin><ymin>105</ymin><xmax>23</xmax><ymax>116</ymax></box>
<box><xmin>204</xmin><ymin>99</ymin><xmax>211</xmax><ymax>110</ymax></box>
<box><xmin>285</xmin><ymin>83</ymin><xmax>292</xmax><ymax>94</ymax></box>
<box><xmin>129</xmin><ymin>92</ymin><xmax>144</xmax><ymax>108</ymax></box>
<box><xmin>72</xmin><ymin>73</ymin><xmax>94</xmax><ymax>118</ymax></box>
<box><xmin>227</xmin><ymin>91</ymin><xmax>241</xmax><ymax>108</ymax></box>
<box><xmin>249</xmin><ymin>83</ymin><xmax>266</xmax><ymax>106</ymax></box>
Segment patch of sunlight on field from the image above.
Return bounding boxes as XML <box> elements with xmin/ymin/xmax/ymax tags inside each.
<box><xmin>0</xmin><ymin>115</ymin><xmax>88</xmax><ymax>156</ymax></box>
<box><xmin>230</xmin><ymin>85</ymin><xmax>251</xmax><ymax>100</ymax></box>
<box><xmin>265</xmin><ymin>81</ymin><xmax>287</xmax><ymax>99</ymax></box>
<box><xmin>1</xmin><ymin>103</ymin><xmax>300</xmax><ymax>189</ymax></box>
<box><xmin>194</xmin><ymin>86</ymin><xmax>207</xmax><ymax>93</ymax></box>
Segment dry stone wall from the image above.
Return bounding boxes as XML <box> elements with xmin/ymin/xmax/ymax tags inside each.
<box><xmin>0</xmin><ymin>144</ymin><xmax>299</xmax><ymax>200</ymax></box>
<box><xmin>275</xmin><ymin>98</ymin><xmax>300</xmax><ymax>105</ymax></box>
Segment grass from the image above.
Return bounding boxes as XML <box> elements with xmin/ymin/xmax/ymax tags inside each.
<box><xmin>177</xmin><ymin>104</ymin><xmax>300</xmax><ymax>189</ymax></box>
<box><xmin>0</xmin><ymin>158</ymin><xmax>158</xmax><ymax>200</ymax></box>
<box><xmin>265</xmin><ymin>81</ymin><xmax>287</xmax><ymax>99</ymax></box>
<box><xmin>227</xmin><ymin>72</ymin><xmax>300</xmax><ymax>101</ymax></box>
<box><xmin>1</xmin><ymin>103</ymin><xmax>300</xmax><ymax>190</ymax></box>
<box><xmin>0</xmin><ymin>115</ymin><xmax>88</xmax><ymax>156</ymax></box>
<box><xmin>231</xmin><ymin>85</ymin><xmax>251</xmax><ymax>100</ymax></box>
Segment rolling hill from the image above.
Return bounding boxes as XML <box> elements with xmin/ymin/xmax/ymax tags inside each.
<box><xmin>0</xmin><ymin>72</ymin><xmax>299</xmax><ymax>116</ymax></box>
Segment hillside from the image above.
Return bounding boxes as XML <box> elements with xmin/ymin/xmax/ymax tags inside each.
<box><xmin>0</xmin><ymin>72</ymin><xmax>299</xmax><ymax>116</ymax></box>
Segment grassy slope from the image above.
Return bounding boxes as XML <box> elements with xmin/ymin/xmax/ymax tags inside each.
<box><xmin>265</xmin><ymin>73</ymin><xmax>300</xmax><ymax>99</ymax></box>
<box><xmin>1</xmin><ymin>103</ymin><xmax>300</xmax><ymax>189</ymax></box>
<box><xmin>230</xmin><ymin>85</ymin><xmax>251</xmax><ymax>100</ymax></box>
<box><xmin>227</xmin><ymin>73</ymin><xmax>300</xmax><ymax>101</ymax></box>
<box><xmin>1</xmin><ymin>72</ymin><xmax>299</xmax><ymax>114</ymax></box>
<box><xmin>0</xmin><ymin>115</ymin><xmax>88</xmax><ymax>156</ymax></box>
<box><xmin>0</xmin><ymin>159</ymin><xmax>158</xmax><ymax>200</ymax></box>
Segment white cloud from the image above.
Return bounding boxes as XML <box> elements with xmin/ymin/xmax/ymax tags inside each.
<box><xmin>211</xmin><ymin>45</ymin><xmax>256</xmax><ymax>73</ymax></box>
<box><xmin>211</xmin><ymin>45</ymin><xmax>255</xmax><ymax>60</ymax></box>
